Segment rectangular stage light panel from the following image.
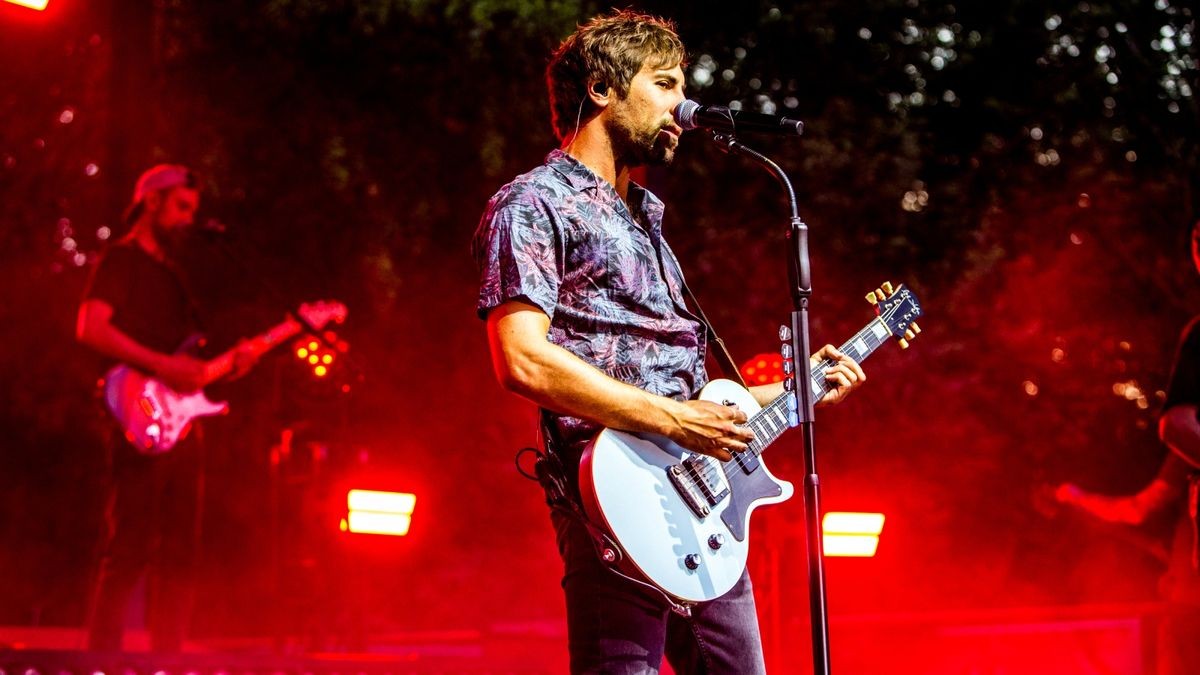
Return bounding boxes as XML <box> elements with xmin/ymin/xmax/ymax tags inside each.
<box><xmin>4</xmin><ymin>0</ymin><xmax>50</xmax><ymax>10</ymax></box>
<box><xmin>343</xmin><ymin>489</ymin><xmax>416</xmax><ymax>536</ymax></box>
<box><xmin>823</xmin><ymin>511</ymin><xmax>885</xmax><ymax>557</ymax></box>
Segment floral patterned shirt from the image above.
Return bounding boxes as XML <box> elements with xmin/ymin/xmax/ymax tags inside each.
<box><xmin>474</xmin><ymin>149</ymin><xmax>708</xmax><ymax>455</ymax></box>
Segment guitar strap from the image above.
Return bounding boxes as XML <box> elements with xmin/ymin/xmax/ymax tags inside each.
<box><xmin>530</xmin><ymin>412</ymin><xmax>695</xmax><ymax>616</ymax></box>
<box><xmin>532</xmin><ymin>412</ymin><xmax>627</xmax><ymax>564</ymax></box>
<box><xmin>678</xmin><ymin>280</ymin><xmax>748</xmax><ymax>389</ymax></box>
<box><xmin>515</xmin><ymin>273</ymin><xmax>740</xmax><ymax>617</ymax></box>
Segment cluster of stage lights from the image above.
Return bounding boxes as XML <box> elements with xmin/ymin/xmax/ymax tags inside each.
<box><xmin>293</xmin><ymin>332</ymin><xmax>345</xmax><ymax>379</ymax></box>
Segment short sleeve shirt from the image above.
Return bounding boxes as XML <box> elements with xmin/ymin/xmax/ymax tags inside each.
<box><xmin>83</xmin><ymin>241</ymin><xmax>199</xmax><ymax>359</ymax></box>
<box><xmin>474</xmin><ymin>150</ymin><xmax>708</xmax><ymax>454</ymax></box>
<box><xmin>1165</xmin><ymin>316</ymin><xmax>1200</xmax><ymax>412</ymax></box>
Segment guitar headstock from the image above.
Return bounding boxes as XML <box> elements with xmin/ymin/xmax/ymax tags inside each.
<box><xmin>297</xmin><ymin>300</ymin><xmax>348</xmax><ymax>330</ymax></box>
<box><xmin>866</xmin><ymin>281</ymin><xmax>923</xmax><ymax>349</ymax></box>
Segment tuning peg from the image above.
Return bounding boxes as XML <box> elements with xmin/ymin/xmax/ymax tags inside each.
<box><xmin>779</xmin><ymin>325</ymin><xmax>792</xmax><ymax>341</ymax></box>
<box><xmin>898</xmin><ymin>338</ymin><xmax>910</xmax><ymax>349</ymax></box>
<box><xmin>866</xmin><ymin>292</ymin><xmax>878</xmax><ymax>305</ymax></box>
<box><xmin>881</xmin><ymin>281</ymin><xmax>894</xmax><ymax>295</ymax></box>
<box><xmin>874</xmin><ymin>288</ymin><xmax>885</xmax><ymax>302</ymax></box>
<box><xmin>910</xmin><ymin>322</ymin><xmax>921</xmax><ymax>335</ymax></box>
<box><xmin>904</xmin><ymin>329</ymin><xmax>915</xmax><ymax>341</ymax></box>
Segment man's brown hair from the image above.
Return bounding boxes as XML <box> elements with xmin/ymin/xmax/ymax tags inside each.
<box><xmin>545</xmin><ymin>10</ymin><xmax>686</xmax><ymax>142</ymax></box>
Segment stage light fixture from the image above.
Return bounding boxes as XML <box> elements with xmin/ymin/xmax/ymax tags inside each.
<box><xmin>293</xmin><ymin>334</ymin><xmax>344</xmax><ymax>380</ymax></box>
<box><xmin>823</xmin><ymin>511</ymin><xmax>885</xmax><ymax>557</ymax></box>
<box><xmin>342</xmin><ymin>489</ymin><xmax>416</xmax><ymax>536</ymax></box>
<box><xmin>739</xmin><ymin>352</ymin><xmax>785</xmax><ymax>385</ymax></box>
<box><xmin>3</xmin><ymin>0</ymin><xmax>49</xmax><ymax>9</ymax></box>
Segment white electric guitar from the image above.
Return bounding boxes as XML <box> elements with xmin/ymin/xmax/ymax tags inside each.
<box><xmin>580</xmin><ymin>283</ymin><xmax>921</xmax><ymax>603</ymax></box>
<box><xmin>103</xmin><ymin>300</ymin><xmax>347</xmax><ymax>454</ymax></box>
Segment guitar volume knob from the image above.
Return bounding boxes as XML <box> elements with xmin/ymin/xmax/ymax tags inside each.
<box><xmin>684</xmin><ymin>553</ymin><xmax>701</xmax><ymax>570</ymax></box>
<box><xmin>708</xmin><ymin>534</ymin><xmax>725</xmax><ymax>550</ymax></box>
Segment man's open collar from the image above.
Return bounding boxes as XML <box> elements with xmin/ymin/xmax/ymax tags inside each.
<box><xmin>545</xmin><ymin>149</ymin><xmax>665</xmax><ymax>225</ymax></box>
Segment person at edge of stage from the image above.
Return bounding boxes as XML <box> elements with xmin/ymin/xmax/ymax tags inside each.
<box><xmin>76</xmin><ymin>164</ymin><xmax>256</xmax><ymax>652</ymax></box>
<box><xmin>472</xmin><ymin>11</ymin><xmax>865</xmax><ymax>673</ymax></box>
<box><xmin>1056</xmin><ymin>219</ymin><xmax>1200</xmax><ymax>674</ymax></box>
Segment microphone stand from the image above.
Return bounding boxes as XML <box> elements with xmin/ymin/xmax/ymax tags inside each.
<box><xmin>709</xmin><ymin>132</ymin><xmax>831</xmax><ymax>675</ymax></box>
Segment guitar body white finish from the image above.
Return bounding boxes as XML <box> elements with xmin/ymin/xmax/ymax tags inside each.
<box><xmin>576</xmin><ymin>283</ymin><xmax>922</xmax><ymax>603</ymax></box>
<box><xmin>103</xmin><ymin>364</ymin><xmax>228</xmax><ymax>454</ymax></box>
<box><xmin>580</xmin><ymin>379</ymin><xmax>795</xmax><ymax>603</ymax></box>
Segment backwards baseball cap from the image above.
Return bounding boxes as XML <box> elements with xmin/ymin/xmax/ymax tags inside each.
<box><xmin>123</xmin><ymin>163</ymin><xmax>198</xmax><ymax>223</ymax></box>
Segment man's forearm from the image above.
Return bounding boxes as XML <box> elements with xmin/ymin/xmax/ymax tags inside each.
<box><xmin>78</xmin><ymin>317</ymin><xmax>170</xmax><ymax>374</ymax></box>
<box><xmin>498</xmin><ymin>338</ymin><xmax>685</xmax><ymax>438</ymax></box>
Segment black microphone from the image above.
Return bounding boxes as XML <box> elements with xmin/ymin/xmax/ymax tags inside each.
<box><xmin>673</xmin><ymin>100</ymin><xmax>804</xmax><ymax>136</ymax></box>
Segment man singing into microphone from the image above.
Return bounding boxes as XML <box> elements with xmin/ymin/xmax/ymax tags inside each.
<box><xmin>473</xmin><ymin>10</ymin><xmax>864</xmax><ymax>673</ymax></box>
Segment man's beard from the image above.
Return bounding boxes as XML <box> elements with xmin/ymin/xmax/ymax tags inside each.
<box><xmin>152</xmin><ymin>219</ymin><xmax>191</xmax><ymax>257</ymax></box>
<box><xmin>611</xmin><ymin>119</ymin><xmax>677</xmax><ymax>167</ymax></box>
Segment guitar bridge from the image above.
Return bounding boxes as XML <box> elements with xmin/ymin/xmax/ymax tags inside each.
<box><xmin>667</xmin><ymin>456</ymin><xmax>730</xmax><ymax>519</ymax></box>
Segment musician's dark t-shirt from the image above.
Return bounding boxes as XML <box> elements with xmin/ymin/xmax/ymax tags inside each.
<box><xmin>1165</xmin><ymin>317</ymin><xmax>1200</xmax><ymax>413</ymax></box>
<box><xmin>83</xmin><ymin>240</ymin><xmax>199</xmax><ymax>359</ymax></box>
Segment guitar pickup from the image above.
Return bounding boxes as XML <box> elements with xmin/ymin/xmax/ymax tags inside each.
<box><xmin>683</xmin><ymin>456</ymin><xmax>729</xmax><ymax>506</ymax></box>
<box><xmin>138</xmin><ymin>396</ymin><xmax>161</xmax><ymax>419</ymax></box>
<box><xmin>668</xmin><ymin>463</ymin><xmax>712</xmax><ymax>518</ymax></box>
<box><xmin>732</xmin><ymin>450</ymin><xmax>760</xmax><ymax>475</ymax></box>
<box><xmin>667</xmin><ymin>457</ymin><xmax>730</xmax><ymax>519</ymax></box>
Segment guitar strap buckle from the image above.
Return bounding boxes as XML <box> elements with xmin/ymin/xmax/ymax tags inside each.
<box><xmin>531</xmin><ymin>445</ymin><xmax>572</xmax><ymax>508</ymax></box>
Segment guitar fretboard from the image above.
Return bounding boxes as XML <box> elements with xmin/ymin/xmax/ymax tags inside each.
<box><xmin>743</xmin><ymin>316</ymin><xmax>894</xmax><ymax>457</ymax></box>
<box><xmin>205</xmin><ymin>318</ymin><xmax>303</xmax><ymax>382</ymax></box>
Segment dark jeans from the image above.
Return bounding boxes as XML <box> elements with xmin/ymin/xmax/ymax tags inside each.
<box><xmin>87</xmin><ymin>424</ymin><xmax>204</xmax><ymax>652</ymax></box>
<box><xmin>551</xmin><ymin>509</ymin><xmax>767</xmax><ymax>674</ymax></box>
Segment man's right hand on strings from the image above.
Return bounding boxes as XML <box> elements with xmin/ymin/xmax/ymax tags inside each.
<box><xmin>667</xmin><ymin>400</ymin><xmax>755</xmax><ymax>462</ymax></box>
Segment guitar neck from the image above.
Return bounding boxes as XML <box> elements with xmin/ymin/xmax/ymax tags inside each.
<box><xmin>744</xmin><ymin>316</ymin><xmax>894</xmax><ymax>456</ymax></box>
<box><xmin>204</xmin><ymin>317</ymin><xmax>305</xmax><ymax>383</ymax></box>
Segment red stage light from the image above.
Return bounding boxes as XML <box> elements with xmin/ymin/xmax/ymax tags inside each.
<box><xmin>823</xmin><ymin>511</ymin><xmax>885</xmax><ymax>557</ymax></box>
<box><xmin>3</xmin><ymin>0</ymin><xmax>49</xmax><ymax>9</ymax></box>
<box><xmin>342</xmin><ymin>489</ymin><xmax>416</xmax><ymax>537</ymax></box>
<box><xmin>740</xmin><ymin>352</ymin><xmax>786</xmax><ymax>385</ymax></box>
<box><xmin>292</xmin><ymin>334</ymin><xmax>345</xmax><ymax>380</ymax></box>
